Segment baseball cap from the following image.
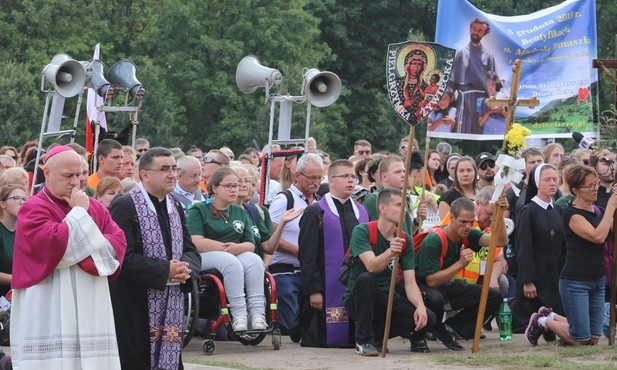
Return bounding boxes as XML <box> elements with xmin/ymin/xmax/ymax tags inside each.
<box><xmin>474</xmin><ymin>152</ymin><xmax>495</xmax><ymax>168</ymax></box>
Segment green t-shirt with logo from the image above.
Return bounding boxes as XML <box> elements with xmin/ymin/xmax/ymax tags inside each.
<box><xmin>187</xmin><ymin>202</ymin><xmax>255</xmax><ymax>245</ymax></box>
<box><xmin>343</xmin><ymin>223</ymin><xmax>414</xmax><ymax>303</ymax></box>
<box><xmin>416</xmin><ymin>228</ymin><xmax>483</xmax><ymax>279</ymax></box>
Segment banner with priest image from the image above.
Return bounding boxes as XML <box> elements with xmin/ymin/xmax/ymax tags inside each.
<box><xmin>386</xmin><ymin>41</ymin><xmax>455</xmax><ymax>126</ymax></box>
<box><xmin>434</xmin><ymin>0</ymin><xmax>598</xmax><ymax>140</ymax></box>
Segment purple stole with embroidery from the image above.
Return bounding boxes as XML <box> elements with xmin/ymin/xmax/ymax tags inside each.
<box><xmin>130</xmin><ymin>188</ymin><xmax>184</xmax><ymax>369</ymax></box>
<box><xmin>319</xmin><ymin>196</ymin><xmax>369</xmax><ymax>346</ymax></box>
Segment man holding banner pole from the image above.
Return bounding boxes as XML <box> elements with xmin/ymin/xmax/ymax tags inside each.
<box><xmin>381</xmin><ymin>40</ymin><xmax>456</xmax><ymax>356</ymax></box>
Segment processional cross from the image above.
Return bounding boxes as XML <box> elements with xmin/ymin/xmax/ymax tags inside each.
<box><xmin>593</xmin><ymin>35</ymin><xmax>617</xmax><ymax>346</ymax></box>
<box><xmin>472</xmin><ymin>59</ymin><xmax>539</xmax><ymax>354</ymax></box>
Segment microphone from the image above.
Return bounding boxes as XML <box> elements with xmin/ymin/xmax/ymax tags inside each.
<box><xmin>572</xmin><ymin>132</ymin><xmax>595</xmax><ymax>150</ymax></box>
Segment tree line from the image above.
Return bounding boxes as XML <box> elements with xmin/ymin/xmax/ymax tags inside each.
<box><xmin>1</xmin><ymin>0</ymin><xmax>616</xmax><ymax>158</ymax></box>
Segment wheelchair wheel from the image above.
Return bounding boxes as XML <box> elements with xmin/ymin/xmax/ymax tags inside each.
<box><xmin>202</xmin><ymin>339</ymin><xmax>216</xmax><ymax>355</ymax></box>
<box><xmin>182</xmin><ymin>275</ymin><xmax>200</xmax><ymax>348</ymax></box>
<box><xmin>272</xmin><ymin>329</ymin><xmax>281</xmax><ymax>350</ymax></box>
<box><xmin>237</xmin><ymin>332</ymin><xmax>267</xmax><ymax>346</ymax></box>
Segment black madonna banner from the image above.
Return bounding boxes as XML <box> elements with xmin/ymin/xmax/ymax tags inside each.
<box><xmin>386</xmin><ymin>41</ymin><xmax>455</xmax><ymax>126</ymax></box>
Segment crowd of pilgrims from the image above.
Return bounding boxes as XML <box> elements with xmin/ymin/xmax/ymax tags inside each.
<box><xmin>0</xmin><ymin>134</ymin><xmax>615</xmax><ymax>356</ymax></box>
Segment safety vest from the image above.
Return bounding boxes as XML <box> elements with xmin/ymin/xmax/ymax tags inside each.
<box><xmin>439</xmin><ymin>212</ymin><xmax>502</xmax><ymax>284</ymax></box>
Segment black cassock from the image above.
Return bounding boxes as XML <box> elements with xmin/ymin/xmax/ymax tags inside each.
<box><xmin>109</xmin><ymin>193</ymin><xmax>201</xmax><ymax>370</ymax></box>
<box><xmin>511</xmin><ymin>202</ymin><xmax>566</xmax><ymax>332</ymax></box>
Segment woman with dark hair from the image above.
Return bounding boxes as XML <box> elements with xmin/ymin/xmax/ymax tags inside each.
<box><xmin>525</xmin><ymin>165</ymin><xmax>617</xmax><ymax>346</ymax></box>
<box><xmin>18</xmin><ymin>140</ymin><xmax>38</xmax><ymax>167</ymax></box>
<box><xmin>511</xmin><ymin>164</ymin><xmax>566</xmax><ymax>334</ymax></box>
<box><xmin>0</xmin><ymin>184</ymin><xmax>26</xmax><ymax>297</ymax></box>
<box><xmin>188</xmin><ymin>167</ymin><xmax>267</xmax><ymax>333</ymax></box>
<box><xmin>438</xmin><ymin>156</ymin><xmax>478</xmax><ymax>220</ymax></box>
<box><xmin>366</xmin><ymin>154</ymin><xmax>386</xmax><ymax>193</ymax></box>
<box><xmin>425</xmin><ymin>150</ymin><xmax>440</xmax><ymax>190</ymax></box>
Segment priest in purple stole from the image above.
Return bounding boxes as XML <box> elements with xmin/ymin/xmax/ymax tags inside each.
<box><xmin>109</xmin><ymin>147</ymin><xmax>201</xmax><ymax>370</ymax></box>
<box><xmin>298</xmin><ymin>160</ymin><xmax>369</xmax><ymax>347</ymax></box>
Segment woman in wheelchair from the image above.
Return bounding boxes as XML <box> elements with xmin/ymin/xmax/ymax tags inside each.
<box><xmin>232</xmin><ymin>164</ymin><xmax>302</xmax><ymax>260</ymax></box>
<box><xmin>187</xmin><ymin>167</ymin><xmax>298</xmax><ymax>334</ymax></box>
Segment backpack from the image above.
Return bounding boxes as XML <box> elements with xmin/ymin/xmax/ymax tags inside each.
<box><xmin>412</xmin><ymin>226</ymin><xmax>469</xmax><ymax>270</ymax></box>
<box><xmin>338</xmin><ymin>221</ymin><xmax>407</xmax><ymax>285</ymax></box>
<box><xmin>273</xmin><ymin>189</ymin><xmax>321</xmax><ymax>210</ymax></box>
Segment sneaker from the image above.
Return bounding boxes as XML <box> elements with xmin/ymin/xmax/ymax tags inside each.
<box><xmin>410</xmin><ymin>338</ymin><xmax>430</xmax><ymax>353</ymax></box>
<box><xmin>537</xmin><ymin>307</ymin><xmax>556</xmax><ymax>342</ymax></box>
<box><xmin>434</xmin><ymin>326</ymin><xmax>464</xmax><ymax>351</ymax></box>
<box><xmin>525</xmin><ymin>313</ymin><xmax>543</xmax><ymax>346</ymax></box>
<box><xmin>355</xmin><ymin>342</ymin><xmax>379</xmax><ymax>356</ymax></box>
<box><xmin>232</xmin><ymin>316</ymin><xmax>248</xmax><ymax>332</ymax></box>
<box><xmin>251</xmin><ymin>315</ymin><xmax>268</xmax><ymax>331</ymax></box>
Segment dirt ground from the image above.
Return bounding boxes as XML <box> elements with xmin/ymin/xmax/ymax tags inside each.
<box><xmin>180</xmin><ymin>325</ymin><xmax>617</xmax><ymax>370</ymax></box>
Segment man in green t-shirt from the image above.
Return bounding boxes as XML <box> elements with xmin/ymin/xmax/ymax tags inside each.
<box><xmin>344</xmin><ymin>188</ymin><xmax>436</xmax><ymax>356</ymax></box>
<box><xmin>417</xmin><ymin>197</ymin><xmax>508</xmax><ymax>343</ymax></box>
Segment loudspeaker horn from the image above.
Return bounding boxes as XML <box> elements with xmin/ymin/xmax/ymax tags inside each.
<box><xmin>42</xmin><ymin>53</ymin><xmax>87</xmax><ymax>98</ymax></box>
<box><xmin>236</xmin><ymin>55</ymin><xmax>282</xmax><ymax>94</ymax></box>
<box><xmin>107</xmin><ymin>60</ymin><xmax>145</xmax><ymax>100</ymax></box>
<box><xmin>82</xmin><ymin>59</ymin><xmax>114</xmax><ymax>99</ymax></box>
<box><xmin>303</xmin><ymin>69</ymin><xmax>341</xmax><ymax>107</ymax></box>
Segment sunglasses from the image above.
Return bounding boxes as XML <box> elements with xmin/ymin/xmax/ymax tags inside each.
<box><xmin>357</xmin><ymin>150</ymin><xmax>372</xmax><ymax>155</ymax></box>
<box><xmin>203</xmin><ymin>156</ymin><xmax>222</xmax><ymax>165</ymax></box>
<box><xmin>480</xmin><ymin>161</ymin><xmax>496</xmax><ymax>170</ymax></box>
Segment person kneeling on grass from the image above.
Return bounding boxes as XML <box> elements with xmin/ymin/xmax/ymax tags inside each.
<box><xmin>343</xmin><ymin>188</ymin><xmax>436</xmax><ymax>356</ymax></box>
<box><xmin>525</xmin><ymin>164</ymin><xmax>617</xmax><ymax>346</ymax></box>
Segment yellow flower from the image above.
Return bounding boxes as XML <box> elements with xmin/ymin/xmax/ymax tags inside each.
<box><xmin>505</xmin><ymin>123</ymin><xmax>531</xmax><ymax>156</ymax></box>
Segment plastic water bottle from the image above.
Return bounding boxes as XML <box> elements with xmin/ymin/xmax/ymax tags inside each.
<box><xmin>499</xmin><ymin>298</ymin><xmax>512</xmax><ymax>341</ymax></box>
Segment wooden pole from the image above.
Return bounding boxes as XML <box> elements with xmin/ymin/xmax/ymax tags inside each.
<box><xmin>381</xmin><ymin>125</ymin><xmax>415</xmax><ymax>357</ymax></box>
<box><xmin>471</xmin><ymin>204</ymin><xmax>505</xmax><ymax>353</ymax></box>
<box><xmin>471</xmin><ymin>59</ymin><xmax>531</xmax><ymax>353</ymax></box>
<box><xmin>417</xmin><ymin>137</ymin><xmax>431</xmax><ymax>231</ymax></box>
<box><xmin>501</xmin><ymin>60</ymin><xmax>523</xmax><ymax>150</ymax></box>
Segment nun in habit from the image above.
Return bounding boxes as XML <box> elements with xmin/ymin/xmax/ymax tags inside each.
<box><xmin>511</xmin><ymin>163</ymin><xmax>566</xmax><ymax>333</ymax></box>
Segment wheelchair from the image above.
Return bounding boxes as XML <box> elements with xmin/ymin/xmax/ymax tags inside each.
<box><xmin>183</xmin><ymin>269</ymin><xmax>281</xmax><ymax>355</ymax></box>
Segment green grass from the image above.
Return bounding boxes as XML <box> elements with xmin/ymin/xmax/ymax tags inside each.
<box><xmin>183</xmin><ymin>357</ymin><xmax>261</xmax><ymax>369</ymax></box>
<box><xmin>423</xmin><ymin>344</ymin><xmax>617</xmax><ymax>370</ymax></box>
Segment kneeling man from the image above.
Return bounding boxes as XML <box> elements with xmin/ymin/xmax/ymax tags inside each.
<box><xmin>344</xmin><ymin>188</ymin><xmax>436</xmax><ymax>356</ymax></box>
